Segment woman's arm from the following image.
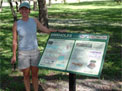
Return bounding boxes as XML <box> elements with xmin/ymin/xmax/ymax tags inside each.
<box><xmin>11</xmin><ymin>22</ymin><xmax>17</xmax><ymax>64</ymax></box>
<box><xmin>34</xmin><ymin>18</ymin><xmax>57</xmax><ymax>34</ymax></box>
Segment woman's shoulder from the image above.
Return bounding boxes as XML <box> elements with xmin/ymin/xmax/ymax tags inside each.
<box><xmin>30</xmin><ymin>17</ymin><xmax>39</xmax><ymax>24</ymax></box>
<box><xmin>29</xmin><ymin>17</ymin><xmax>37</xmax><ymax>22</ymax></box>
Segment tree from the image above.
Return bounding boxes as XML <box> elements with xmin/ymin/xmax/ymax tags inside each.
<box><xmin>28</xmin><ymin>0</ymin><xmax>31</xmax><ymax>5</ymax></box>
<box><xmin>62</xmin><ymin>0</ymin><xmax>66</xmax><ymax>4</ymax></box>
<box><xmin>33</xmin><ymin>0</ymin><xmax>37</xmax><ymax>11</ymax></box>
<box><xmin>13</xmin><ymin>0</ymin><xmax>19</xmax><ymax>12</ymax></box>
<box><xmin>20</xmin><ymin>0</ymin><xmax>22</xmax><ymax>3</ymax></box>
<box><xmin>0</xmin><ymin>0</ymin><xmax>3</xmax><ymax>12</ymax></box>
<box><xmin>38</xmin><ymin>0</ymin><xmax>48</xmax><ymax>27</ymax></box>
<box><xmin>8</xmin><ymin>0</ymin><xmax>17</xmax><ymax>21</ymax></box>
<box><xmin>48</xmin><ymin>0</ymin><xmax>51</xmax><ymax>6</ymax></box>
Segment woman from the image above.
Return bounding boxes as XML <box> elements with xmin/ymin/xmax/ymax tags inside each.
<box><xmin>11</xmin><ymin>2</ymin><xmax>57</xmax><ymax>91</ymax></box>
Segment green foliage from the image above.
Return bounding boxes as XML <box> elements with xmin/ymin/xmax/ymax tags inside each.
<box><xmin>0</xmin><ymin>1</ymin><xmax>122</xmax><ymax>90</ymax></box>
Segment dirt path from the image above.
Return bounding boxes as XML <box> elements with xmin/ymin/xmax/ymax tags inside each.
<box><xmin>3</xmin><ymin>71</ymin><xmax>121</xmax><ymax>91</ymax></box>
<box><xmin>39</xmin><ymin>78</ymin><xmax>122</xmax><ymax>91</ymax></box>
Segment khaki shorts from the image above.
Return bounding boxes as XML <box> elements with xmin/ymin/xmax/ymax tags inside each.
<box><xmin>18</xmin><ymin>49</ymin><xmax>40</xmax><ymax>70</ymax></box>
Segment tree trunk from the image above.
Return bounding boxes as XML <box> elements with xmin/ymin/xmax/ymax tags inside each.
<box><xmin>48</xmin><ymin>0</ymin><xmax>51</xmax><ymax>6</ymax></box>
<box><xmin>33</xmin><ymin>0</ymin><xmax>37</xmax><ymax>11</ymax></box>
<box><xmin>8</xmin><ymin>0</ymin><xmax>17</xmax><ymax>21</ymax></box>
<box><xmin>63</xmin><ymin>0</ymin><xmax>66</xmax><ymax>4</ymax></box>
<box><xmin>28</xmin><ymin>0</ymin><xmax>31</xmax><ymax>5</ymax></box>
<box><xmin>38</xmin><ymin>0</ymin><xmax>48</xmax><ymax>28</ymax></box>
<box><xmin>13</xmin><ymin>0</ymin><xmax>18</xmax><ymax>12</ymax></box>
<box><xmin>15</xmin><ymin>1</ymin><xmax>19</xmax><ymax>12</ymax></box>
<box><xmin>20</xmin><ymin>0</ymin><xmax>22</xmax><ymax>4</ymax></box>
<box><xmin>0</xmin><ymin>0</ymin><xmax>3</xmax><ymax>12</ymax></box>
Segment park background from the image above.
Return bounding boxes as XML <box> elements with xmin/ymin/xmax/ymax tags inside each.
<box><xmin>0</xmin><ymin>0</ymin><xmax>122</xmax><ymax>91</ymax></box>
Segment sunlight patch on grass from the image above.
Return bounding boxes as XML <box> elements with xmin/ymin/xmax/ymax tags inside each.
<box><xmin>48</xmin><ymin>9</ymin><xmax>64</xmax><ymax>13</ymax></box>
<box><xmin>51</xmin><ymin>4</ymin><xmax>122</xmax><ymax>11</ymax></box>
<box><xmin>40</xmin><ymin>79</ymin><xmax>46</xmax><ymax>84</ymax></box>
<box><xmin>64</xmin><ymin>5</ymin><xmax>122</xmax><ymax>10</ymax></box>
<box><xmin>2</xmin><ymin>50</ymin><xmax>11</xmax><ymax>54</ymax></box>
<box><xmin>9</xmin><ymin>71</ymin><xmax>23</xmax><ymax>77</ymax></box>
<box><xmin>109</xmin><ymin>23</ymin><xmax>122</xmax><ymax>27</ymax></box>
<box><xmin>49</xmin><ymin>22</ymin><xmax>91</xmax><ymax>28</ymax></box>
<box><xmin>0</xmin><ymin>23</ymin><xmax>13</xmax><ymax>27</ymax></box>
<box><xmin>0</xmin><ymin>32</ymin><xmax>5</xmax><ymax>36</ymax></box>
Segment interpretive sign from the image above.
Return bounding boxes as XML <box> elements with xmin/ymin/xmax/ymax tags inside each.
<box><xmin>38</xmin><ymin>32</ymin><xmax>109</xmax><ymax>77</ymax></box>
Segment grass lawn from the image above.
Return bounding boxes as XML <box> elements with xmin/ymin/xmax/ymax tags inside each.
<box><xmin>0</xmin><ymin>1</ymin><xmax>122</xmax><ymax>91</ymax></box>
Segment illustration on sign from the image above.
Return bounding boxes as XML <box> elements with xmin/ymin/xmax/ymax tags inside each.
<box><xmin>39</xmin><ymin>39</ymin><xmax>74</xmax><ymax>70</ymax></box>
<box><xmin>67</xmin><ymin>41</ymin><xmax>105</xmax><ymax>75</ymax></box>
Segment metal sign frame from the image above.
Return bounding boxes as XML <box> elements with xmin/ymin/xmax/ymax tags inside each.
<box><xmin>38</xmin><ymin>32</ymin><xmax>109</xmax><ymax>77</ymax></box>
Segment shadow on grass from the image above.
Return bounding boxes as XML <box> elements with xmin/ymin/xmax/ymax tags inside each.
<box><xmin>1</xmin><ymin>73</ymin><xmax>25</xmax><ymax>91</ymax></box>
<box><xmin>1</xmin><ymin>74</ymin><xmax>44</xmax><ymax>91</ymax></box>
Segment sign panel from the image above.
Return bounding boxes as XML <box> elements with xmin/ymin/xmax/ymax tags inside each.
<box><xmin>39</xmin><ymin>39</ymin><xmax>74</xmax><ymax>70</ymax></box>
<box><xmin>38</xmin><ymin>32</ymin><xmax>109</xmax><ymax>77</ymax></box>
<box><xmin>67</xmin><ymin>41</ymin><xmax>105</xmax><ymax>75</ymax></box>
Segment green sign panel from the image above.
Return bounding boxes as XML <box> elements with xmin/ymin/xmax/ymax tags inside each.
<box><xmin>38</xmin><ymin>32</ymin><xmax>109</xmax><ymax>77</ymax></box>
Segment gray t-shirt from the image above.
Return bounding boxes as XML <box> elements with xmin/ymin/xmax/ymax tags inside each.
<box><xmin>17</xmin><ymin>18</ymin><xmax>38</xmax><ymax>51</ymax></box>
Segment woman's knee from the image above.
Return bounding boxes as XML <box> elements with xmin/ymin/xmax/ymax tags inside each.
<box><xmin>31</xmin><ymin>66</ymin><xmax>38</xmax><ymax>78</ymax></box>
<box><xmin>32</xmin><ymin>73</ymin><xmax>38</xmax><ymax>78</ymax></box>
<box><xmin>24</xmin><ymin>72</ymin><xmax>30</xmax><ymax>79</ymax></box>
<box><xmin>21</xmin><ymin>67</ymin><xmax>30</xmax><ymax>78</ymax></box>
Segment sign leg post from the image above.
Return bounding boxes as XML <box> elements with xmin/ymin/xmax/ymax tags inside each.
<box><xmin>69</xmin><ymin>73</ymin><xmax>76</xmax><ymax>91</ymax></box>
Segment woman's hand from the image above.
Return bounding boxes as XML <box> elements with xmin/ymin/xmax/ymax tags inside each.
<box><xmin>11</xmin><ymin>56</ymin><xmax>16</xmax><ymax>64</ymax></box>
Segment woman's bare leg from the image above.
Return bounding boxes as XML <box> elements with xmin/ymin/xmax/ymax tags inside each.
<box><xmin>31</xmin><ymin>66</ymin><xmax>39</xmax><ymax>91</ymax></box>
<box><xmin>22</xmin><ymin>67</ymin><xmax>31</xmax><ymax>91</ymax></box>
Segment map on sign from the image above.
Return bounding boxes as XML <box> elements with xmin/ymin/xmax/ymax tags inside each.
<box><xmin>38</xmin><ymin>32</ymin><xmax>109</xmax><ymax>77</ymax></box>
